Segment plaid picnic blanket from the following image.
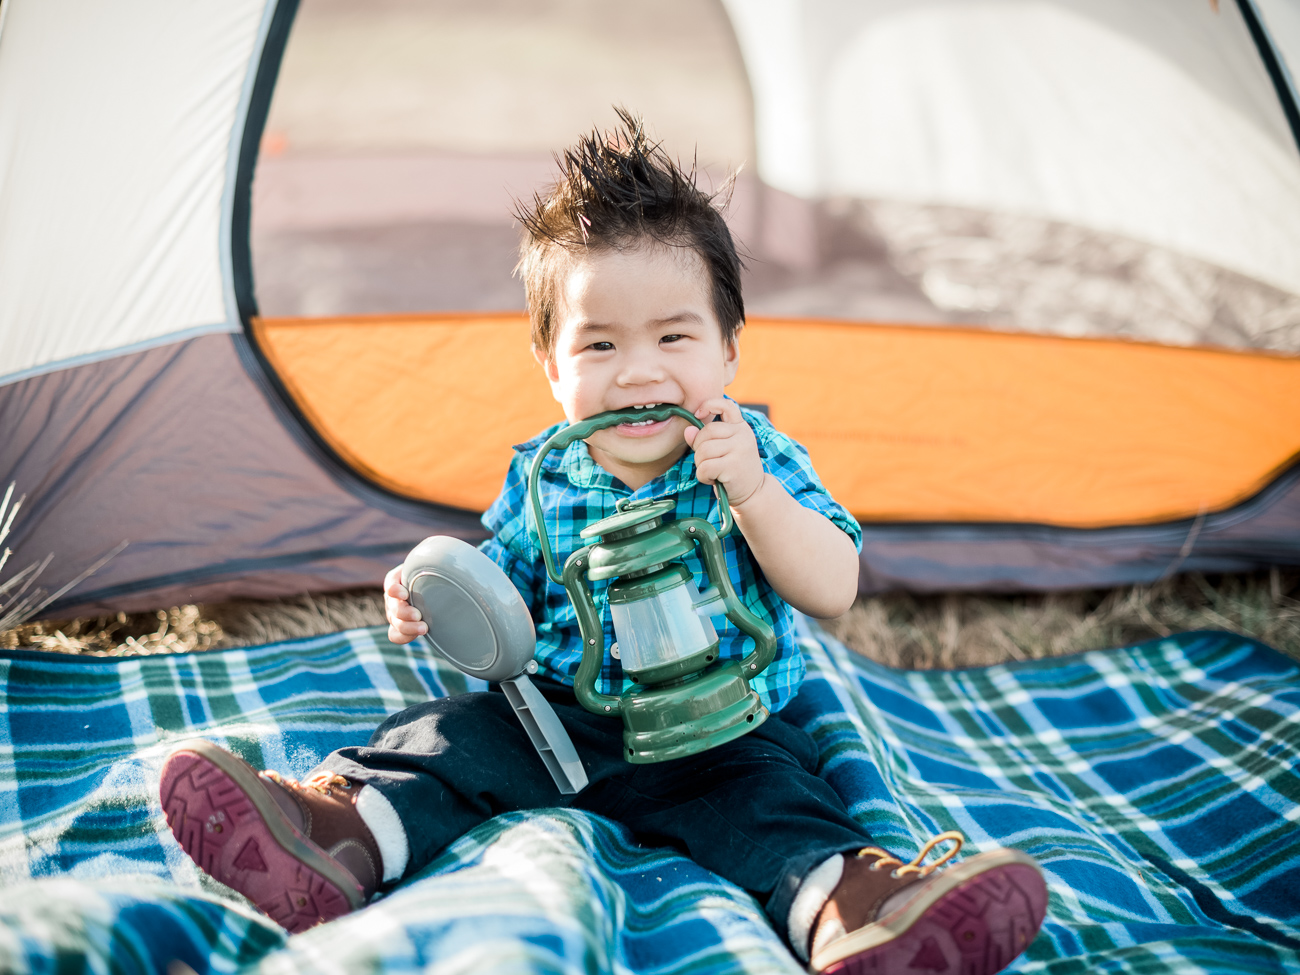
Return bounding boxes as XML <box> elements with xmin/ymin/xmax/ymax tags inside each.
<box><xmin>1</xmin><ymin>624</ymin><xmax>1297</xmax><ymax>974</ymax></box>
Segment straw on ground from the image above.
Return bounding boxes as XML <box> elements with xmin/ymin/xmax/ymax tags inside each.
<box><xmin>3</xmin><ymin>570</ymin><xmax>1295</xmax><ymax>668</ymax></box>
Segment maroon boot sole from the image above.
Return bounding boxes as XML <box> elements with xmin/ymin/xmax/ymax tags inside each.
<box><xmin>812</xmin><ymin>851</ymin><xmax>1048</xmax><ymax>975</ymax></box>
<box><xmin>160</xmin><ymin>739</ymin><xmax>365</xmax><ymax>933</ymax></box>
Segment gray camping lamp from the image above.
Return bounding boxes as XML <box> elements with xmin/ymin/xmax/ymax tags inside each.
<box><xmin>400</xmin><ymin>536</ymin><xmax>589</xmax><ymax>795</ymax></box>
<box><xmin>527</xmin><ymin>404</ymin><xmax>777</xmax><ymax>764</ymax></box>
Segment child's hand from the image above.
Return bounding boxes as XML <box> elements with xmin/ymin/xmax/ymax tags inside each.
<box><xmin>682</xmin><ymin>398</ymin><xmax>766</xmax><ymax>507</ymax></box>
<box><xmin>384</xmin><ymin>564</ymin><xmax>428</xmax><ymax>645</ymax></box>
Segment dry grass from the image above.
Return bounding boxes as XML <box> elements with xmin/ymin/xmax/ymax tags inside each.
<box><xmin>209</xmin><ymin>590</ymin><xmax>387</xmax><ymax>647</ymax></box>
<box><xmin>0</xmin><ymin>590</ymin><xmax>384</xmax><ymax>658</ymax></box>
<box><xmin>0</xmin><ymin>605</ymin><xmax>226</xmax><ymax>657</ymax></box>
<box><xmin>0</xmin><ymin>482</ymin><xmax>127</xmax><ymax>635</ymax></box>
<box><xmin>3</xmin><ymin>571</ymin><xmax>1297</xmax><ymax>670</ymax></box>
<box><xmin>822</xmin><ymin>570</ymin><xmax>1300</xmax><ymax>669</ymax></box>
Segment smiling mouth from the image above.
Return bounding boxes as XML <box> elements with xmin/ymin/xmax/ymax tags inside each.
<box><xmin>614</xmin><ymin>403</ymin><xmax>675</xmax><ymax>434</ymax></box>
<box><xmin>623</xmin><ymin>402</ymin><xmax>672</xmax><ymax>418</ymax></box>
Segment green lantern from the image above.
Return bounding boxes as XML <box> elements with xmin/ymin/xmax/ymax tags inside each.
<box><xmin>528</xmin><ymin>405</ymin><xmax>777</xmax><ymax>764</ymax></box>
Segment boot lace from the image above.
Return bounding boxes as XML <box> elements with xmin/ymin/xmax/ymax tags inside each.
<box><xmin>263</xmin><ymin>769</ymin><xmax>353</xmax><ymax>797</ymax></box>
<box><xmin>853</xmin><ymin>830</ymin><xmax>964</xmax><ymax>880</ymax></box>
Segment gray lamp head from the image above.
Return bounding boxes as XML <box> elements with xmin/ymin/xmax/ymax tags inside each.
<box><xmin>400</xmin><ymin>536</ymin><xmax>537</xmax><ymax>683</ymax></box>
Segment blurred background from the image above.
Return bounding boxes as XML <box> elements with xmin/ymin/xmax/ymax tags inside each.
<box><xmin>5</xmin><ymin>0</ymin><xmax>1299</xmax><ymax>663</ymax></box>
<box><xmin>252</xmin><ymin>0</ymin><xmax>1300</xmax><ymax>349</ymax></box>
<box><xmin>252</xmin><ymin>0</ymin><xmax>763</xmax><ymax>317</ymax></box>
<box><xmin>220</xmin><ymin>0</ymin><xmax>1300</xmax><ymax>662</ymax></box>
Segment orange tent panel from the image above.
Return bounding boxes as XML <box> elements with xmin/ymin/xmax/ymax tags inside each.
<box><xmin>252</xmin><ymin>314</ymin><xmax>1300</xmax><ymax>527</ymax></box>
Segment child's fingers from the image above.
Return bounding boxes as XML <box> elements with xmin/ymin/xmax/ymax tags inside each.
<box><xmin>689</xmin><ymin>432</ymin><xmax>735</xmax><ymax>464</ymax></box>
<box><xmin>693</xmin><ymin>441</ymin><xmax>743</xmax><ymax>474</ymax></box>
<box><xmin>689</xmin><ymin>413</ymin><xmax>764</xmax><ymax>502</ymax></box>
<box><xmin>388</xmin><ymin>622</ymin><xmax>424</xmax><ymax>645</ymax></box>
<box><xmin>383</xmin><ymin>563</ymin><xmax>424</xmax><ymax>634</ymax></box>
<box><xmin>694</xmin><ymin>398</ymin><xmax>742</xmax><ymax>424</ymax></box>
<box><xmin>694</xmin><ymin>457</ymin><xmax>719</xmax><ymax>485</ymax></box>
<box><xmin>695</xmin><ymin>456</ymin><xmax>756</xmax><ymax>497</ymax></box>
<box><xmin>388</xmin><ymin>609</ymin><xmax>427</xmax><ymax>643</ymax></box>
<box><xmin>384</xmin><ymin>559</ymin><xmax>430</xmax><ymax>646</ymax></box>
<box><xmin>688</xmin><ymin>417</ymin><xmax>744</xmax><ymax>453</ymax></box>
<box><xmin>384</xmin><ymin>587</ymin><xmax>417</xmax><ymax>618</ymax></box>
<box><xmin>390</xmin><ymin>601</ymin><xmax>422</xmax><ymax>622</ymax></box>
<box><xmin>383</xmin><ymin>565</ymin><xmax>407</xmax><ymax>601</ymax></box>
<box><xmin>691</xmin><ymin>438</ymin><xmax>739</xmax><ymax>486</ymax></box>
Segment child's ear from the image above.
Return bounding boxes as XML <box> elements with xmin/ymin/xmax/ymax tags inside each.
<box><xmin>722</xmin><ymin>326</ymin><xmax>741</xmax><ymax>386</ymax></box>
<box><xmin>532</xmin><ymin>345</ymin><xmax>560</xmax><ymax>383</ymax></box>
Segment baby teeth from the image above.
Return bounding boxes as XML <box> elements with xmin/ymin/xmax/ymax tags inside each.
<box><xmin>624</xmin><ymin>403</ymin><xmax>666</xmax><ymax>425</ymax></box>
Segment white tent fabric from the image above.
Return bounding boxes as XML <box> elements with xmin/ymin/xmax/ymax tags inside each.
<box><xmin>0</xmin><ymin>0</ymin><xmax>480</xmax><ymax>617</ymax></box>
<box><xmin>0</xmin><ymin>0</ymin><xmax>273</xmax><ymax>385</ymax></box>
<box><xmin>722</xmin><ymin>0</ymin><xmax>1300</xmax><ymax>296</ymax></box>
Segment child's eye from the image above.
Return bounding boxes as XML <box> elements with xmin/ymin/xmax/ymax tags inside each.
<box><xmin>660</xmin><ymin>334</ymin><xmax>684</xmax><ymax>344</ymax></box>
<box><xmin>587</xmin><ymin>341</ymin><xmax>614</xmax><ymax>352</ymax></box>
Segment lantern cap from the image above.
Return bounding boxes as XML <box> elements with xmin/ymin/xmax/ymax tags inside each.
<box><xmin>581</xmin><ymin>497</ymin><xmax>676</xmax><ymax>540</ymax></box>
<box><xmin>585</xmin><ymin>521</ymin><xmax>696</xmax><ymax>581</ymax></box>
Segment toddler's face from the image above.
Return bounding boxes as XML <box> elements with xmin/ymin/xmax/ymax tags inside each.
<box><xmin>535</xmin><ymin>242</ymin><xmax>739</xmax><ymax>486</ymax></box>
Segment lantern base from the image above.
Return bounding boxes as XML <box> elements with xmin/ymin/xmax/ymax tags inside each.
<box><xmin>620</xmin><ymin>661</ymin><xmax>769</xmax><ymax>763</ymax></box>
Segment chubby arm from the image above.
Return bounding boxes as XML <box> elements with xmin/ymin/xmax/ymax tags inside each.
<box><xmin>683</xmin><ymin>399</ymin><xmax>859</xmax><ymax>619</ymax></box>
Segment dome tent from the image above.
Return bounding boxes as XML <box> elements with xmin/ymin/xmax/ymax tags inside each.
<box><xmin>1</xmin><ymin>0</ymin><xmax>1298</xmax><ymax>616</ymax></box>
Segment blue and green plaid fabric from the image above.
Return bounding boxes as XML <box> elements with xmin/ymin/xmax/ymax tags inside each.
<box><xmin>1</xmin><ymin>624</ymin><xmax>1298</xmax><ymax>973</ymax></box>
<box><xmin>483</xmin><ymin>408</ymin><xmax>862</xmax><ymax>714</ymax></box>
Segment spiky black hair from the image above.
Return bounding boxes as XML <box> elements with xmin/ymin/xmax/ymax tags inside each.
<box><xmin>515</xmin><ymin>108</ymin><xmax>744</xmax><ymax>355</ymax></box>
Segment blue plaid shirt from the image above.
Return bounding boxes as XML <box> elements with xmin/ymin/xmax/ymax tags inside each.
<box><xmin>480</xmin><ymin>408</ymin><xmax>862</xmax><ymax>714</ymax></box>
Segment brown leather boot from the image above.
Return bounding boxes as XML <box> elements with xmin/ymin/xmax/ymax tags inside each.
<box><xmin>808</xmin><ymin>832</ymin><xmax>1047</xmax><ymax>974</ymax></box>
<box><xmin>161</xmin><ymin>738</ymin><xmax>384</xmax><ymax>933</ymax></box>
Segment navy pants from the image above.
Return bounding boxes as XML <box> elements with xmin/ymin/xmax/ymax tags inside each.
<box><xmin>319</xmin><ymin>682</ymin><xmax>875</xmax><ymax>944</ymax></box>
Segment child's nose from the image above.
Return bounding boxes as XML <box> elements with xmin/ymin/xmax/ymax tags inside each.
<box><xmin>616</xmin><ymin>348</ymin><xmax>666</xmax><ymax>386</ymax></box>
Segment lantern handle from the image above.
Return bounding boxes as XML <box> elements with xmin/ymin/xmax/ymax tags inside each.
<box><xmin>680</xmin><ymin>516</ymin><xmax>777</xmax><ymax>678</ymax></box>
<box><xmin>563</xmin><ymin>545</ymin><xmax>622</xmax><ymax>715</ymax></box>
<box><xmin>528</xmin><ymin>405</ymin><xmax>733</xmax><ymax>585</ymax></box>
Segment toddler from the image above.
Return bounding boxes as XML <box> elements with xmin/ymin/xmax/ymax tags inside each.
<box><xmin>161</xmin><ymin>113</ymin><xmax>1046</xmax><ymax>974</ymax></box>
